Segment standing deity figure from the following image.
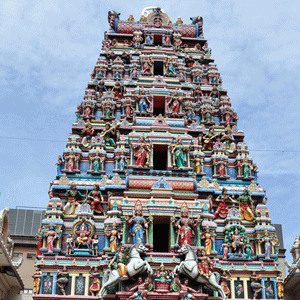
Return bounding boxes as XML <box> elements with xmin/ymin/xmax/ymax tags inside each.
<box><xmin>56</xmin><ymin>267</ymin><xmax>69</xmax><ymax>295</ymax></box>
<box><xmin>91</xmin><ymin>235</ymin><xmax>99</xmax><ymax>256</ymax></box>
<box><xmin>124</xmin><ymin>99</ymin><xmax>134</xmax><ymax>118</ymax></box>
<box><xmin>64</xmin><ymin>183</ymin><xmax>84</xmax><ymax>215</ymax></box>
<box><xmin>109</xmin><ymin>245</ymin><xmax>128</xmax><ymax>278</ymax></box>
<box><xmin>56</xmin><ymin>155</ymin><xmax>64</xmax><ymax>177</ymax></box>
<box><xmin>222</xmin><ymin>243</ymin><xmax>229</xmax><ymax>259</ymax></box>
<box><xmin>33</xmin><ymin>266</ymin><xmax>42</xmax><ymax>295</ymax></box>
<box><xmin>261</xmin><ymin>229</ymin><xmax>273</xmax><ymax>260</ymax></box>
<box><xmin>193</xmin><ymin>155</ymin><xmax>203</xmax><ymax>175</ymax></box>
<box><xmin>214</xmin><ymin>188</ymin><xmax>235</xmax><ymax>219</ymax></box>
<box><xmin>250</xmin><ymin>273</ymin><xmax>265</xmax><ymax>300</ymax></box>
<box><xmin>171</xmin><ymin>137</ymin><xmax>189</xmax><ymax>169</ymax></box>
<box><xmin>244</xmin><ymin>242</ymin><xmax>253</xmax><ymax>259</ymax></box>
<box><xmin>75</xmin><ymin>104</ymin><xmax>82</xmax><ymax>120</ymax></box>
<box><xmin>197</xmin><ymin>249</ymin><xmax>214</xmax><ymax>279</ymax></box>
<box><xmin>167</xmin><ymin>94</ymin><xmax>181</xmax><ymax>115</ymax></box>
<box><xmin>172</xmin><ymin>203</ymin><xmax>199</xmax><ymax>246</ymax></box>
<box><xmin>88</xmin><ymin>184</ymin><xmax>105</xmax><ymax>215</ymax></box>
<box><xmin>142</xmin><ymin>59</ymin><xmax>152</xmax><ymax>75</ymax></box>
<box><xmin>230</xmin><ymin>228</ymin><xmax>244</xmax><ymax>255</ymax></box>
<box><xmin>66</xmin><ymin>234</ymin><xmax>75</xmax><ymax>255</ymax></box>
<box><xmin>175</xmin><ymin>274</ymin><xmax>199</xmax><ymax>300</ymax></box>
<box><xmin>112</xmin><ymin>80</ymin><xmax>123</xmax><ymax>99</ymax></box>
<box><xmin>65</xmin><ymin>149</ymin><xmax>78</xmax><ymax>172</ymax></box>
<box><xmin>173</xmin><ymin>34</ymin><xmax>182</xmax><ymax>50</ymax></box>
<box><xmin>44</xmin><ymin>225</ymin><xmax>59</xmax><ymax>253</ymax></box>
<box><xmin>132</xmin><ymin>135</ymin><xmax>152</xmax><ymax>167</ymax></box>
<box><xmin>236</xmin><ymin>188</ymin><xmax>255</xmax><ymax>222</ymax></box>
<box><xmin>105</xmin><ymin>222</ymin><xmax>122</xmax><ymax>253</ymax></box>
<box><xmin>217</xmin><ymin>159</ymin><xmax>226</xmax><ymax>177</ymax></box>
<box><xmin>220</xmin><ymin>271</ymin><xmax>231</xmax><ymax>298</ymax></box>
<box><xmin>201</xmin><ymin>226</ymin><xmax>214</xmax><ymax>256</ymax></box>
<box><xmin>89</xmin><ymin>267</ymin><xmax>101</xmax><ymax>296</ymax></box>
<box><xmin>166</xmin><ymin>59</ymin><xmax>176</xmax><ymax>75</ymax></box>
<box><xmin>126</xmin><ymin>200</ymin><xmax>151</xmax><ymax>245</ymax></box>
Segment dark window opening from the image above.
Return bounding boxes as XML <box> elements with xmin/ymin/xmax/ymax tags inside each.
<box><xmin>153</xmin><ymin>216</ymin><xmax>170</xmax><ymax>252</ymax></box>
<box><xmin>153</xmin><ymin>96</ymin><xmax>165</xmax><ymax>116</ymax></box>
<box><xmin>153</xmin><ymin>144</ymin><xmax>168</xmax><ymax>170</ymax></box>
<box><xmin>154</xmin><ymin>61</ymin><xmax>164</xmax><ymax>76</ymax></box>
<box><xmin>154</xmin><ymin>35</ymin><xmax>163</xmax><ymax>46</ymax></box>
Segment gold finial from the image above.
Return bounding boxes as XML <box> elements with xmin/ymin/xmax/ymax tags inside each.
<box><xmin>128</xmin><ymin>14</ymin><xmax>135</xmax><ymax>22</ymax></box>
<box><xmin>140</xmin><ymin>15</ymin><xmax>147</xmax><ymax>22</ymax></box>
<box><xmin>176</xmin><ymin>17</ymin><xmax>183</xmax><ymax>25</ymax></box>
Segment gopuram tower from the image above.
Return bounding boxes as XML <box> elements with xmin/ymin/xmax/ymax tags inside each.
<box><xmin>34</xmin><ymin>7</ymin><xmax>284</xmax><ymax>300</ymax></box>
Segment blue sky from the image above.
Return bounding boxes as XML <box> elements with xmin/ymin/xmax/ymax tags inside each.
<box><xmin>0</xmin><ymin>0</ymin><xmax>299</xmax><ymax>264</ymax></box>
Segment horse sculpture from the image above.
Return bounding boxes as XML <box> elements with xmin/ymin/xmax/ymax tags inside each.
<box><xmin>172</xmin><ymin>244</ymin><xmax>227</xmax><ymax>300</ymax></box>
<box><xmin>99</xmin><ymin>242</ymin><xmax>153</xmax><ymax>299</ymax></box>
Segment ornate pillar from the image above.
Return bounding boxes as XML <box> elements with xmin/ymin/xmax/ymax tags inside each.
<box><xmin>71</xmin><ymin>274</ymin><xmax>76</xmax><ymax>295</ymax></box>
<box><xmin>85</xmin><ymin>275</ymin><xmax>89</xmax><ymax>296</ymax></box>
<box><xmin>53</xmin><ymin>273</ymin><xmax>58</xmax><ymax>295</ymax></box>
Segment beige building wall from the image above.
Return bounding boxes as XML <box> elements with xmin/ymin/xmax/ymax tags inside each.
<box><xmin>13</xmin><ymin>244</ymin><xmax>37</xmax><ymax>291</ymax></box>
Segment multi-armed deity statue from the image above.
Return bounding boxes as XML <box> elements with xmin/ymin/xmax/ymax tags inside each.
<box><xmin>34</xmin><ymin>7</ymin><xmax>283</xmax><ymax>300</ymax></box>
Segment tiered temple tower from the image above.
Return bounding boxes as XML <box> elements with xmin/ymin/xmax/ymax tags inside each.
<box><xmin>33</xmin><ymin>7</ymin><xmax>284</xmax><ymax>300</ymax></box>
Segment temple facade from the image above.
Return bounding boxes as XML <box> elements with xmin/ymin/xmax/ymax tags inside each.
<box><xmin>33</xmin><ymin>7</ymin><xmax>284</xmax><ymax>300</ymax></box>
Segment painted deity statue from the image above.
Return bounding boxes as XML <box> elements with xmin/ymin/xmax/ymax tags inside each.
<box><xmin>55</xmin><ymin>155</ymin><xmax>63</xmax><ymax>177</ymax></box>
<box><xmin>56</xmin><ymin>267</ymin><xmax>69</xmax><ymax>295</ymax></box>
<box><xmin>155</xmin><ymin>263</ymin><xmax>171</xmax><ymax>283</ymax></box>
<box><xmin>236</xmin><ymin>188</ymin><xmax>255</xmax><ymax>221</ymax></box>
<box><xmin>126</xmin><ymin>200</ymin><xmax>151</xmax><ymax>245</ymax></box>
<box><xmin>172</xmin><ymin>203</ymin><xmax>199</xmax><ymax>247</ymax></box>
<box><xmin>230</xmin><ymin>228</ymin><xmax>244</xmax><ymax>255</ymax></box>
<box><xmin>33</xmin><ymin>266</ymin><xmax>42</xmax><ymax>295</ymax></box>
<box><xmin>88</xmin><ymin>184</ymin><xmax>104</xmax><ymax>214</ymax></box>
<box><xmin>89</xmin><ymin>267</ymin><xmax>101</xmax><ymax>296</ymax></box>
<box><xmin>261</xmin><ymin>229</ymin><xmax>273</xmax><ymax>260</ymax></box>
<box><xmin>171</xmin><ymin>137</ymin><xmax>189</xmax><ymax>169</ymax></box>
<box><xmin>132</xmin><ymin>135</ymin><xmax>152</xmax><ymax>168</ymax></box>
<box><xmin>105</xmin><ymin>222</ymin><xmax>122</xmax><ymax>253</ymax></box>
<box><xmin>197</xmin><ymin>249</ymin><xmax>213</xmax><ymax>279</ymax></box>
<box><xmin>250</xmin><ymin>273</ymin><xmax>264</xmax><ymax>300</ymax></box>
<box><xmin>66</xmin><ymin>234</ymin><xmax>75</xmax><ymax>255</ymax></box>
<box><xmin>175</xmin><ymin>274</ymin><xmax>198</xmax><ymax>300</ymax></box>
<box><xmin>167</xmin><ymin>94</ymin><xmax>181</xmax><ymax>115</ymax></box>
<box><xmin>44</xmin><ymin>225</ymin><xmax>59</xmax><ymax>253</ymax></box>
<box><xmin>214</xmin><ymin>188</ymin><xmax>235</xmax><ymax>219</ymax></box>
<box><xmin>64</xmin><ymin>183</ymin><xmax>84</xmax><ymax>215</ymax></box>
<box><xmin>109</xmin><ymin>245</ymin><xmax>128</xmax><ymax>278</ymax></box>
<box><xmin>101</xmin><ymin>122</ymin><xmax>119</xmax><ymax>147</ymax></box>
<box><xmin>201</xmin><ymin>226</ymin><xmax>214</xmax><ymax>255</ymax></box>
<box><xmin>126</xmin><ymin>276</ymin><xmax>152</xmax><ymax>300</ymax></box>
<box><xmin>75</xmin><ymin>221</ymin><xmax>91</xmax><ymax>248</ymax></box>
<box><xmin>201</xmin><ymin>127</ymin><xmax>221</xmax><ymax>151</ymax></box>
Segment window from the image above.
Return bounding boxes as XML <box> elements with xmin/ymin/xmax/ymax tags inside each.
<box><xmin>153</xmin><ymin>144</ymin><xmax>168</xmax><ymax>170</ymax></box>
<box><xmin>153</xmin><ymin>61</ymin><xmax>164</xmax><ymax>76</ymax></box>
<box><xmin>27</xmin><ymin>253</ymin><xmax>37</xmax><ymax>259</ymax></box>
<box><xmin>13</xmin><ymin>253</ymin><xmax>23</xmax><ymax>258</ymax></box>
